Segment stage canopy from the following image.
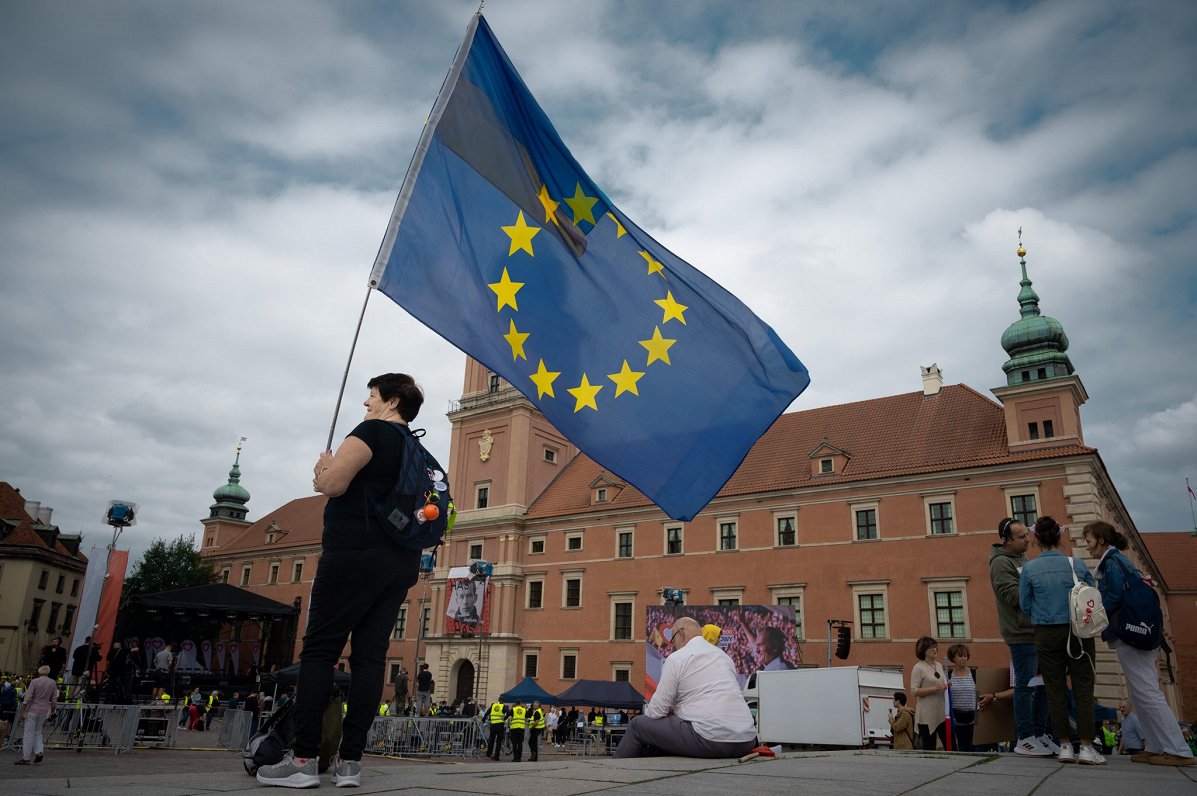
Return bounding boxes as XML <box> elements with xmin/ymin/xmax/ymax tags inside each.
<box><xmin>555</xmin><ymin>679</ymin><xmax>645</xmax><ymax>709</ymax></box>
<box><xmin>500</xmin><ymin>676</ymin><xmax>556</xmax><ymax>705</ymax></box>
<box><xmin>130</xmin><ymin>582</ymin><xmax>298</xmax><ymax>620</ymax></box>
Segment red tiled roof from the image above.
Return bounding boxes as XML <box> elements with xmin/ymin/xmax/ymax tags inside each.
<box><xmin>1139</xmin><ymin>532</ymin><xmax>1197</xmax><ymax>591</ymax></box>
<box><xmin>219</xmin><ymin>495</ymin><xmax>328</xmax><ymax>553</ymax></box>
<box><xmin>0</xmin><ymin>481</ymin><xmax>32</xmax><ymax>522</ymax></box>
<box><xmin>527</xmin><ymin>384</ymin><xmax>1096</xmax><ymax>519</ymax></box>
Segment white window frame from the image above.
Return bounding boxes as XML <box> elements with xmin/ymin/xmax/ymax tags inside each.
<box><xmin>268</xmin><ymin>562</ymin><xmax>279</xmax><ymax>584</ymax></box>
<box><xmin>851</xmin><ymin>581</ymin><xmax>890</xmax><ymax>639</ymax></box>
<box><xmin>565</xmin><ymin>531</ymin><xmax>584</xmax><ymax>552</ymax></box>
<box><xmin>774</xmin><ymin>511</ymin><xmax>797</xmax><ymax>547</ymax></box>
<box><xmin>716</xmin><ymin>516</ymin><xmax>738</xmax><ymax>551</ymax></box>
<box><xmin>240</xmin><ymin>565</ymin><xmax>252</xmax><ymax>586</ymax></box>
<box><xmin>525</xmin><ymin>576</ymin><xmax>545</xmax><ymax>610</ymax></box>
<box><xmin>562</xmin><ymin>571</ymin><xmax>583</xmax><ymax>609</ymax></box>
<box><xmin>851</xmin><ymin>501</ymin><xmax>880</xmax><ymax>541</ymax></box>
<box><xmin>923</xmin><ymin>493</ymin><xmax>957</xmax><ymax>536</ymax></box>
<box><xmin>529</xmin><ymin>536</ymin><xmax>546</xmax><ymax>555</ymax></box>
<box><xmin>475</xmin><ymin>481</ymin><xmax>491</xmax><ymax>510</ymax></box>
<box><xmin>524</xmin><ymin>650</ymin><xmax>540</xmax><ymax>678</ymax></box>
<box><xmin>925</xmin><ymin>577</ymin><xmax>971</xmax><ymax>640</ymax></box>
<box><xmin>221</xmin><ymin>568</ymin><xmax>230</xmax><ymax>584</ymax></box>
<box><xmin>664</xmin><ymin>524</ymin><xmax>684</xmax><ymax>555</ymax></box>
<box><xmin>611</xmin><ymin>662</ymin><xmax>632</xmax><ymax>682</ymax></box>
<box><xmin>1004</xmin><ymin>484</ymin><xmax>1042</xmax><ymax>527</ymax></box>
<box><xmin>468</xmin><ymin>540</ymin><xmax>484</xmax><ymax>560</ymax></box>
<box><xmin>292</xmin><ymin>559</ymin><xmax>304</xmax><ymax>583</ymax></box>
<box><xmin>820</xmin><ymin>458</ymin><xmax>833</xmax><ymax>474</ymax></box>
<box><xmin>771</xmin><ymin>584</ymin><xmax>806</xmax><ymax>640</ymax></box>
<box><xmin>711</xmin><ymin>587</ymin><xmax>743</xmax><ymax>605</ymax></box>
<box><xmin>560</xmin><ymin>649</ymin><xmax>579</xmax><ymax>680</ymax></box>
<box><xmin>615</xmin><ymin>526</ymin><xmax>634</xmax><ymax>559</ymax></box>
<box><xmin>543</xmin><ymin>446</ymin><xmax>558</xmax><ymax>464</ymax></box>
<box><xmin>392</xmin><ymin>605</ymin><xmax>408</xmax><ymax>640</ymax></box>
<box><xmin>610</xmin><ymin>593</ymin><xmax>636</xmax><ymax>641</ymax></box>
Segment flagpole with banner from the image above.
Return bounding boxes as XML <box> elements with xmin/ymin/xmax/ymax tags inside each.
<box><xmin>354</xmin><ymin>13</ymin><xmax>811</xmax><ymax>520</ymax></box>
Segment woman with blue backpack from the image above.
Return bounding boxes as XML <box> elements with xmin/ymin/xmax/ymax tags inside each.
<box><xmin>1082</xmin><ymin>521</ymin><xmax>1195</xmax><ymax>768</ymax></box>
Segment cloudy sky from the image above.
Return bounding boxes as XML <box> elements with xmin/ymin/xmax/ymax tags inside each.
<box><xmin>2</xmin><ymin>0</ymin><xmax>1195</xmax><ymax>564</ymax></box>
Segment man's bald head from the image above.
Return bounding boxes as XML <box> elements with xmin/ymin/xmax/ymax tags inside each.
<box><xmin>671</xmin><ymin>617</ymin><xmax>702</xmax><ymax>648</ymax></box>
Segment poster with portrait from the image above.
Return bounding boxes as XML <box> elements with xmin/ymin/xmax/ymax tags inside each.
<box><xmin>645</xmin><ymin>605</ymin><xmax>799</xmax><ymax>701</ymax></box>
<box><xmin>445</xmin><ymin>567</ymin><xmax>490</xmax><ymax>635</ymax></box>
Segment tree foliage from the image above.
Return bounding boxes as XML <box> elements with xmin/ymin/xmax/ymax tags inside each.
<box><xmin>122</xmin><ymin>533</ymin><xmax>216</xmax><ymax>605</ymax></box>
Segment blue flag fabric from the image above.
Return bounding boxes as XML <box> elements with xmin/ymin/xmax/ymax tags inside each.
<box><xmin>370</xmin><ymin>15</ymin><xmax>810</xmax><ymax>520</ymax></box>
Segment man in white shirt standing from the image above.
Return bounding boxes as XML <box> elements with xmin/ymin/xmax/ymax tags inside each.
<box><xmin>614</xmin><ymin>616</ymin><xmax>757</xmax><ymax>759</ymax></box>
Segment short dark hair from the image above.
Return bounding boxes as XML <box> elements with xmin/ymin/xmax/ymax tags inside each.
<box><xmin>1033</xmin><ymin>516</ymin><xmax>1062</xmax><ymax>547</ymax></box>
<box><xmin>368</xmin><ymin>373</ymin><xmax>424</xmax><ymax>422</ymax></box>
<box><xmin>893</xmin><ymin>691</ymin><xmax>907</xmax><ymax>706</ymax></box>
<box><xmin>915</xmin><ymin>636</ymin><xmax>938</xmax><ymax>660</ymax></box>
<box><xmin>1083</xmin><ymin>520</ymin><xmax>1128</xmax><ymax>551</ymax></box>
<box><xmin>762</xmin><ymin>626</ymin><xmax>786</xmax><ymax>656</ymax></box>
<box><xmin>946</xmin><ymin>643</ymin><xmax>970</xmax><ymax>663</ymax></box>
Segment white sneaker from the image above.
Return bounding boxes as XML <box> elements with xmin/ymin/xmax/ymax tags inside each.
<box><xmin>1077</xmin><ymin>745</ymin><xmax>1106</xmax><ymax>765</ymax></box>
<box><xmin>1037</xmin><ymin>735</ymin><xmax>1061</xmax><ymax>755</ymax></box>
<box><xmin>1014</xmin><ymin>737</ymin><xmax>1052</xmax><ymax>756</ymax></box>
<box><xmin>1058</xmin><ymin>745</ymin><xmax>1076</xmax><ymax>764</ymax></box>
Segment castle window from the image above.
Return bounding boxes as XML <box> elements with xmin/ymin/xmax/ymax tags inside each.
<box><xmin>476</xmin><ymin>484</ymin><xmax>489</xmax><ymax>509</ymax></box>
<box><xmin>469</xmin><ymin>542</ymin><xmax>483</xmax><ymax>560</ymax></box>
<box><xmin>544</xmin><ymin>447</ymin><xmax>557</xmax><ymax>464</ymax></box>
<box><xmin>1028</xmin><ymin>422</ymin><xmax>1039</xmax><ymax>440</ymax></box>
<box><xmin>488</xmin><ymin>372</ymin><xmax>500</xmax><ymax>393</ymax></box>
<box><xmin>1043</xmin><ymin>420</ymin><xmax>1054</xmax><ymax>438</ymax></box>
<box><xmin>820</xmin><ymin>458</ymin><xmax>833</xmax><ymax>474</ymax></box>
<box><xmin>665</xmin><ymin>526</ymin><xmax>683</xmax><ymax>555</ymax></box>
<box><xmin>268</xmin><ymin>563</ymin><xmax>279</xmax><ymax>584</ymax></box>
<box><xmin>776</xmin><ymin>516</ymin><xmax>796</xmax><ymax>546</ymax></box>
<box><xmin>1011</xmin><ymin>494</ymin><xmax>1038</xmax><ymax>527</ymax></box>
<box><xmin>1037</xmin><ymin>367</ymin><xmax>1047</xmax><ymax>380</ymax></box>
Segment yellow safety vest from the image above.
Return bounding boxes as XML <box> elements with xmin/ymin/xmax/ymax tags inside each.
<box><xmin>378</xmin><ymin>703</ymin><xmax>390</xmax><ymax>716</ymax></box>
<box><xmin>342</xmin><ymin>702</ymin><xmax>348</xmax><ymax>717</ymax></box>
<box><xmin>531</xmin><ymin>708</ymin><xmax>545</xmax><ymax>730</ymax></box>
<box><xmin>489</xmin><ymin>702</ymin><xmax>505</xmax><ymax>723</ymax></box>
<box><xmin>207</xmin><ymin>694</ymin><xmax>216</xmax><ymax>708</ymax></box>
<box><xmin>509</xmin><ymin>705</ymin><xmax>526</xmax><ymax>730</ymax></box>
<box><xmin>161</xmin><ymin>692</ymin><xmax>171</xmax><ymax>704</ymax></box>
<box><xmin>594</xmin><ymin>714</ymin><xmax>604</xmax><ymax>727</ymax></box>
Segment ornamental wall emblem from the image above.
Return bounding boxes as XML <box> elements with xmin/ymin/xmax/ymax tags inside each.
<box><xmin>479</xmin><ymin>429</ymin><xmax>494</xmax><ymax>462</ymax></box>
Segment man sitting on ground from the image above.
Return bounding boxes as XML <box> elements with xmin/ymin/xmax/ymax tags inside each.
<box><xmin>614</xmin><ymin>616</ymin><xmax>757</xmax><ymax>759</ymax></box>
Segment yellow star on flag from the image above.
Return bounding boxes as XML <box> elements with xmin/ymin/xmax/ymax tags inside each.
<box><xmin>502</xmin><ymin>210</ymin><xmax>540</xmax><ymax>256</ymax></box>
<box><xmin>640</xmin><ymin>326</ymin><xmax>676</xmax><ymax>366</ymax></box>
<box><xmin>639</xmin><ymin>250</ymin><xmax>665</xmax><ymax>278</ymax></box>
<box><xmin>537</xmin><ymin>185</ymin><xmax>560</xmax><ymax>226</ymax></box>
<box><xmin>488</xmin><ymin>267</ymin><xmax>524</xmax><ymax>311</ymax></box>
<box><xmin>567</xmin><ymin>373</ymin><xmax>603</xmax><ymax>412</ymax></box>
<box><xmin>503</xmin><ymin>319</ymin><xmax>530</xmax><ymax>361</ymax></box>
<box><xmin>564</xmin><ymin>183</ymin><xmax>599</xmax><ymax>226</ymax></box>
<box><xmin>605</xmin><ymin>212</ymin><xmax>626</xmax><ymax>237</ymax></box>
<box><xmin>529</xmin><ymin>359</ymin><xmax>560</xmax><ymax>399</ymax></box>
<box><xmin>608</xmin><ymin>359</ymin><xmax>645</xmax><ymax>397</ymax></box>
<box><xmin>655</xmin><ymin>291</ymin><xmax>688</xmax><ymax>325</ymax></box>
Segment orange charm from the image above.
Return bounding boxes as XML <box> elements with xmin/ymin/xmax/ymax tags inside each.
<box><xmin>422</xmin><ymin>503</ymin><xmax>440</xmax><ymax>521</ymax></box>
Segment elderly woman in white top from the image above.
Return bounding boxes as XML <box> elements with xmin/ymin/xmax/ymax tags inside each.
<box><xmin>15</xmin><ymin>665</ymin><xmax>57</xmax><ymax>765</ymax></box>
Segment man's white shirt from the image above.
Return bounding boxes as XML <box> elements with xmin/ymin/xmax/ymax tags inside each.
<box><xmin>646</xmin><ymin>635</ymin><xmax>757</xmax><ymax>742</ymax></box>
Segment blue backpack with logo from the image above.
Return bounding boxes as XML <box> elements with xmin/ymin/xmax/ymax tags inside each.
<box><xmin>1110</xmin><ymin>555</ymin><xmax>1162</xmax><ymax>651</ymax></box>
<box><xmin>372</xmin><ymin>422</ymin><xmax>456</xmax><ymax>551</ymax></box>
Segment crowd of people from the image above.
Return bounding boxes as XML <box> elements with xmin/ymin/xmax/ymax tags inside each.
<box><xmin>888</xmin><ymin>516</ymin><xmax>1195</xmax><ymax>768</ymax></box>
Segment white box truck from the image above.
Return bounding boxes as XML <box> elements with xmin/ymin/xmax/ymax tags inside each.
<box><xmin>751</xmin><ymin>666</ymin><xmax>905</xmax><ymax>747</ymax></box>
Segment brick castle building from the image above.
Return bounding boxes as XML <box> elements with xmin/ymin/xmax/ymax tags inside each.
<box><xmin>200</xmin><ymin>246</ymin><xmax>1191</xmax><ymax>719</ymax></box>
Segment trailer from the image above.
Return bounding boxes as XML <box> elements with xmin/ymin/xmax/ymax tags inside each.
<box><xmin>751</xmin><ymin>666</ymin><xmax>905</xmax><ymax>747</ymax></box>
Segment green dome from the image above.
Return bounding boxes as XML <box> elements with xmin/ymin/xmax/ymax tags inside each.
<box><xmin>1000</xmin><ymin>251</ymin><xmax>1074</xmax><ymax>385</ymax></box>
<box><xmin>209</xmin><ymin>445</ymin><xmax>251</xmax><ymax>521</ymax></box>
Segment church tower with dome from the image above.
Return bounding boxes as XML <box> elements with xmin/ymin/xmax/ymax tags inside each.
<box><xmin>200</xmin><ymin>440</ymin><xmax>253</xmax><ymax>553</ymax></box>
<box><xmin>991</xmin><ymin>237</ymin><xmax>1089</xmax><ymax>452</ymax></box>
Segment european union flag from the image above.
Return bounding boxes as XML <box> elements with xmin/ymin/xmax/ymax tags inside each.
<box><xmin>370</xmin><ymin>14</ymin><xmax>810</xmax><ymax>521</ymax></box>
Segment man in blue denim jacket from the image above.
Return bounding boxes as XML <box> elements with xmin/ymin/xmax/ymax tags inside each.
<box><xmin>1018</xmin><ymin>516</ymin><xmax>1103</xmax><ymax>765</ymax></box>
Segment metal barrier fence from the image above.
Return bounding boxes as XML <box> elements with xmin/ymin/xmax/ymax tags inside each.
<box><xmin>7</xmin><ymin>704</ymin><xmax>141</xmax><ymax>754</ymax></box>
<box><xmin>366</xmin><ymin>716</ymin><xmax>484</xmax><ymax>758</ymax></box>
<box><xmin>217</xmin><ymin>708</ymin><xmax>254</xmax><ymax>752</ymax></box>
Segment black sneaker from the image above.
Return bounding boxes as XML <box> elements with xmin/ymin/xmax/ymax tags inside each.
<box><xmin>34</xmin><ymin>754</ymin><xmax>43</xmax><ymax>764</ymax></box>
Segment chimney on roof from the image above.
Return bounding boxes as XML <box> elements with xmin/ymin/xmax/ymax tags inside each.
<box><xmin>921</xmin><ymin>364</ymin><xmax>943</xmax><ymax>396</ymax></box>
<box><xmin>38</xmin><ymin>506</ymin><xmax>53</xmax><ymax>525</ymax></box>
<box><xmin>24</xmin><ymin>500</ymin><xmax>41</xmax><ymax>520</ymax></box>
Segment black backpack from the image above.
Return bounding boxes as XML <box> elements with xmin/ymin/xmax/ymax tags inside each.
<box><xmin>373</xmin><ymin>423</ymin><xmax>456</xmax><ymax>551</ymax></box>
<box><xmin>243</xmin><ymin>694</ymin><xmax>343</xmax><ymax>775</ymax></box>
<box><xmin>1110</xmin><ymin>555</ymin><xmax>1162</xmax><ymax>650</ymax></box>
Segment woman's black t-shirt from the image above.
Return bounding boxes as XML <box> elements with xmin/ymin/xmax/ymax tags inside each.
<box><xmin>322</xmin><ymin>419</ymin><xmax>406</xmax><ymax>551</ymax></box>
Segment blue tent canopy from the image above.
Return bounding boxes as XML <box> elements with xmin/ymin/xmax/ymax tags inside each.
<box><xmin>499</xmin><ymin>676</ymin><xmax>557</xmax><ymax>705</ymax></box>
<box><xmin>555</xmin><ymin>679</ymin><xmax>645</xmax><ymax>710</ymax></box>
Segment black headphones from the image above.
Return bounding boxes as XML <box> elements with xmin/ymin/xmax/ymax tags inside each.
<box><xmin>998</xmin><ymin>517</ymin><xmax>1015</xmax><ymax>541</ymax></box>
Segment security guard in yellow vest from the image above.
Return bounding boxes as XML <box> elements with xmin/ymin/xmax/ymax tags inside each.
<box><xmin>508</xmin><ymin>701</ymin><xmax>527</xmax><ymax>762</ymax></box>
<box><xmin>528</xmin><ymin>699</ymin><xmax>546</xmax><ymax>762</ymax></box>
<box><xmin>487</xmin><ymin>699</ymin><xmax>509</xmax><ymax>760</ymax></box>
<box><xmin>378</xmin><ymin>701</ymin><xmax>391</xmax><ymax>716</ymax></box>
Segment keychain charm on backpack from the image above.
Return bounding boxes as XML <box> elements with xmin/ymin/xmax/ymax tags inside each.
<box><xmin>416</xmin><ymin>490</ymin><xmax>441</xmax><ymax>524</ymax></box>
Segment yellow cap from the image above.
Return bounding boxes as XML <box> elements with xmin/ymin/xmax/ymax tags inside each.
<box><xmin>702</xmin><ymin>624</ymin><xmax>722</xmax><ymax>644</ymax></box>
